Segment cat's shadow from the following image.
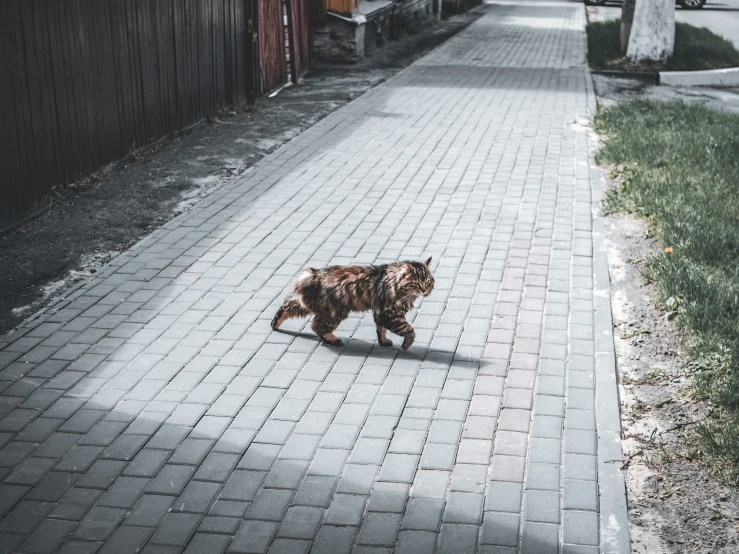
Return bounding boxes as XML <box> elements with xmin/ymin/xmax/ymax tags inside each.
<box><xmin>272</xmin><ymin>328</ymin><xmax>465</xmax><ymax>362</ymax></box>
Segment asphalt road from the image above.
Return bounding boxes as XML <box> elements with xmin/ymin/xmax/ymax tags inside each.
<box><xmin>588</xmin><ymin>0</ymin><xmax>739</xmax><ymax>49</ymax></box>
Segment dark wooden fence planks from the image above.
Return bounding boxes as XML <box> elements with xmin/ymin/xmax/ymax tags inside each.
<box><xmin>0</xmin><ymin>0</ymin><xmax>315</xmax><ymax>224</ymax></box>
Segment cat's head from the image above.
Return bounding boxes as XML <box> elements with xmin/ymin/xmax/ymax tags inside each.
<box><xmin>403</xmin><ymin>257</ymin><xmax>435</xmax><ymax>297</ymax></box>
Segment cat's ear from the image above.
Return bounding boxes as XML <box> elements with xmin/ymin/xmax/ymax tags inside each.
<box><xmin>424</xmin><ymin>257</ymin><xmax>432</xmax><ymax>268</ymax></box>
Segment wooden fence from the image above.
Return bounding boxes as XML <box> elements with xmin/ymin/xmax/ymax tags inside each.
<box><xmin>0</xmin><ymin>0</ymin><xmax>314</xmax><ymax>225</ymax></box>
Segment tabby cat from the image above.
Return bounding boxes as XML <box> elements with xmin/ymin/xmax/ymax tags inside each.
<box><xmin>271</xmin><ymin>258</ymin><xmax>434</xmax><ymax>349</ymax></box>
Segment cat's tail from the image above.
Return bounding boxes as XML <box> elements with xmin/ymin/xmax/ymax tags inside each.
<box><xmin>271</xmin><ymin>296</ymin><xmax>311</xmax><ymax>330</ymax></box>
<box><xmin>271</xmin><ymin>269</ymin><xmax>319</xmax><ymax>330</ymax></box>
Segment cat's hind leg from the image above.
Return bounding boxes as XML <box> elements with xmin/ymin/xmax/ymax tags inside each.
<box><xmin>311</xmin><ymin>314</ymin><xmax>344</xmax><ymax>347</ymax></box>
<box><xmin>373</xmin><ymin>312</ymin><xmax>393</xmax><ymax>347</ymax></box>
<box><xmin>271</xmin><ymin>297</ymin><xmax>311</xmax><ymax>330</ymax></box>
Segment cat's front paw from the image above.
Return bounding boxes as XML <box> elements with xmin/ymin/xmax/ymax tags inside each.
<box><xmin>401</xmin><ymin>335</ymin><xmax>415</xmax><ymax>350</ymax></box>
<box><xmin>324</xmin><ymin>337</ymin><xmax>344</xmax><ymax>348</ymax></box>
<box><xmin>378</xmin><ymin>338</ymin><xmax>393</xmax><ymax>347</ymax></box>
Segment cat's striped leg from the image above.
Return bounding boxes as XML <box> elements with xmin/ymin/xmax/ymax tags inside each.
<box><xmin>373</xmin><ymin>312</ymin><xmax>393</xmax><ymax>347</ymax></box>
<box><xmin>378</xmin><ymin>312</ymin><xmax>415</xmax><ymax>350</ymax></box>
<box><xmin>311</xmin><ymin>315</ymin><xmax>344</xmax><ymax>347</ymax></box>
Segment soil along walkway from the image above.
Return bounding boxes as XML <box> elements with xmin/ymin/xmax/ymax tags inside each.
<box><xmin>0</xmin><ymin>2</ymin><xmax>628</xmax><ymax>553</ymax></box>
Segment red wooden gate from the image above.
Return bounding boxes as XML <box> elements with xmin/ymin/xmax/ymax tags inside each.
<box><xmin>286</xmin><ymin>0</ymin><xmax>312</xmax><ymax>82</ymax></box>
<box><xmin>257</xmin><ymin>0</ymin><xmax>288</xmax><ymax>96</ymax></box>
<box><xmin>256</xmin><ymin>0</ymin><xmax>313</xmax><ymax>96</ymax></box>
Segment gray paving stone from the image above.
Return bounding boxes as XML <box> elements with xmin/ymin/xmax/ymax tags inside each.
<box><xmin>443</xmin><ymin>492</ymin><xmax>484</xmax><ymax>524</ymax></box>
<box><xmin>563</xmin><ymin>453</ymin><xmax>597</xmax><ymax>482</ymax></box>
<box><xmin>449</xmin><ymin>464</ymin><xmax>486</xmax><ymax>494</ymax></box>
<box><xmin>145</xmin><ymin>464</ymin><xmax>196</xmax><ymax>495</ymax></box>
<box><xmin>266</xmin><ymin>538</ymin><xmax>310</xmax><ymax>554</ymax></box>
<box><xmin>193</xmin><ymin>451</ymin><xmax>240</xmax><ymax>482</ymax></box>
<box><xmin>57</xmin><ymin>540</ymin><xmax>102</xmax><ymax>554</ymax></box>
<box><xmin>564</xmin><ymin>429</ymin><xmax>597</xmax><ymax>456</ymax></box>
<box><xmin>245</xmin><ymin>488</ymin><xmax>293</xmax><ymax>521</ymax></box>
<box><xmin>521</xmin><ymin>521</ymin><xmax>559</xmax><ymax>554</ymax></box>
<box><xmin>526</xmin><ymin>461</ymin><xmax>561</xmax><ymax>492</ymax></box>
<box><xmin>337</xmin><ymin>464</ymin><xmax>378</xmax><ymax>495</ymax></box>
<box><xmin>184</xmin><ymin>533</ymin><xmax>231</xmax><ymax>554</ymax></box>
<box><xmin>377</xmin><ymin>454</ymin><xmax>418</xmax><ymax>483</ymax></box>
<box><xmin>98</xmin><ymin>525</ymin><xmax>153</xmax><ymax>554</ymax></box>
<box><xmin>280</xmin><ymin>434</ymin><xmax>321</xmax><ymax>461</ymax></box>
<box><xmin>529</xmin><ymin>438</ymin><xmax>561</xmax><ymax>465</ymax></box>
<box><xmin>277</xmin><ymin>506</ymin><xmax>324</xmax><ymax>540</ymax></box>
<box><xmin>360</xmin><ymin>416</ymin><xmax>398</xmax><ymax>439</ymax></box>
<box><xmin>356</xmin><ymin>512</ymin><xmax>401</xmax><ymax>547</ymax></box>
<box><xmin>563</xmin><ymin>510</ymin><xmax>599</xmax><ymax>546</ymax></box>
<box><xmin>198</xmin><ymin>516</ymin><xmax>241</xmax><ymax>534</ymax></box>
<box><xmin>308</xmin><ymin>448</ymin><xmax>348</xmax><ymax>477</ymax></box>
<box><xmin>126</xmin><ymin>494</ymin><xmax>175</xmax><ymax>527</ymax></box>
<box><xmin>264</xmin><ymin>459</ymin><xmax>308</xmax><ymax>490</ymax></box>
<box><xmin>480</xmin><ymin>512</ymin><xmax>521</xmax><ymax>547</ymax></box>
<box><xmin>368</xmin><ymin>482</ymin><xmax>409</xmax><ymax>513</ymax></box>
<box><xmin>438</xmin><ymin>523</ymin><xmax>478</xmax><ymax>554</ymax></box>
<box><xmin>434</xmin><ymin>399</ymin><xmax>470</xmax><ymax>421</ymax></box>
<box><xmin>26</xmin><ymin>471</ymin><xmax>79</xmax><ymax>502</ymax></box>
<box><xmin>49</xmin><ymin>487</ymin><xmax>103</xmax><ymax>521</ymax></box>
<box><xmin>427</xmin><ymin>420</ymin><xmax>463</xmax><ymax>444</ymax></box>
<box><xmin>395</xmin><ymin>530</ymin><xmax>438</xmax><ymax>554</ymax></box>
<box><xmin>419</xmin><ymin>443</ymin><xmax>456</xmax><ymax>471</ymax></box>
<box><xmin>324</xmin><ymin>493</ymin><xmax>367</xmax><ymax>526</ymax></box>
<box><xmin>311</xmin><ymin>525</ymin><xmax>357</xmax><ymax>554</ymax></box>
<box><xmin>4</xmin><ymin>457</ymin><xmax>56</xmax><ymax>486</ymax></box>
<box><xmin>17</xmin><ymin>519</ymin><xmax>76</xmax><ymax>554</ymax></box>
<box><xmin>172</xmin><ymin>480</ymin><xmax>221</xmax><ymax>513</ymax></box>
<box><xmin>99</xmin><ymin>476</ymin><xmax>149</xmax><ymax>509</ymax></box>
<box><xmin>149</xmin><ymin>512</ymin><xmax>202</xmax><ymax>546</ymax></box>
<box><xmin>123</xmin><ymin>448</ymin><xmax>171</xmax><ymax>478</ymax></box>
<box><xmin>524</xmin><ymin>490</ymin><xmax>560</xmax><ymax>524</ymax></box>
<box><xmin>410</xmin><ymin>469</ymin><xmax>450</xmax><ymax>500</ymax></box>
<box><xmin>72</xmin><ymin>506</ymin><xmax>127</xmax><ymax>541</ymax></box>
<box><xmin>292</xmin><ymin>476</ymin><xmax>336</xmax><ymax>508</ymax></box>
<box><xmin>563</xmin><ymin>479</ymin><xmax>598</xmax><ymax>511</ymax></box>
<box><xmin>229</xmin><ymin>520</ymin><xmax>278</xmax><ymax>553</ymax></box>
<box><xmin>0</xmin><ymin>500</ymin><xmax>53</xmax><ymax>535</ymax></box>
<box><xmin>402</xmin><ymin>497</ymin><xmax>444</xmax><ymax>532</ymax></box>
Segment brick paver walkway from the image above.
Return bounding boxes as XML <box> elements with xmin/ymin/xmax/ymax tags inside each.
<box><xmin>0</xmin><ymin>2</ymin><xmax>628</xmax><ymax>553</ymax></box>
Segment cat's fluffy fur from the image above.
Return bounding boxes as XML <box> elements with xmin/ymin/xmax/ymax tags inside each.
<box><xmin>271</xmin><ymin>258</ymin><xmax>434</xmax><ymax>348</ymax></box>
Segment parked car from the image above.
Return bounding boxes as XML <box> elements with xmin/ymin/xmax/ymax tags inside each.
<box><xmin>584</xmin><ymin>0</ymin><xmax>707</xmax><ymax>9</ymax></box>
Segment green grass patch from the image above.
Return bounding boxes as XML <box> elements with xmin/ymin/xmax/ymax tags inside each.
<box><xmin>587</xmin><ymin>19</ymin><xmax>739</xmax><ymax>72</ymax></box>
<box><xmin>595</xmin><ymin>101</ymin><xmax>739</xmax><ymax>480</ymax></box>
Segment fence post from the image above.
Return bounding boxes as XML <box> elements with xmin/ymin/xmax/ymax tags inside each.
<box><xmin>285</xmin><ymin>0</ymin><xmax>299</xmax><ymax>84</ymax></box>
<box><xmin>245</xmin><ymin>0</ymin><xmax>259</xmax><ymax>101</ymax></box>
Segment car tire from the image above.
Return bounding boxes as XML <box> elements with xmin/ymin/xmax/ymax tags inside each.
<box><xmin>677</xmin><ymin>0</ymin><xmax>707</xmax><ymax>8</ymax></box>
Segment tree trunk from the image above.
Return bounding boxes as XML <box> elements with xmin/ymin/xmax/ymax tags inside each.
<box><xmin>627</xmin><ymin>0</ymin><xmax>675</xmax><ymax>62</ymax></box>
<box><xmin>620</xmin><ymin>0</ymin><xmax>636</xmax><ymax>55</ymax></box>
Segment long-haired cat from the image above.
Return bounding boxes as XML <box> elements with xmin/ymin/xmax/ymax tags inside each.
<box><xmin>271</xmin><ymin>258</ymin><xmax>434</xmax><ymax>349</ymax></box>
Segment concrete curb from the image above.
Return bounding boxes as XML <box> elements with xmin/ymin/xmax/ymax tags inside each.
<box><xmin>593</xmin><ymin>67</ymin><xmax>739</xmax><ymax>88</ymax></box>
<box><xmin>591</xmin><ymin>69</ymin><xmax>659</xmax><ymax>85</ymax></box>
<box><xmin>659</xmin><ymin>66</ymin><xmax>739</xmax><ymax>87</ymax></box>
<box><xmin>586</xmin><ymin>72</ymin><xmax>632</xmax><ymax>553</ymax></box>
